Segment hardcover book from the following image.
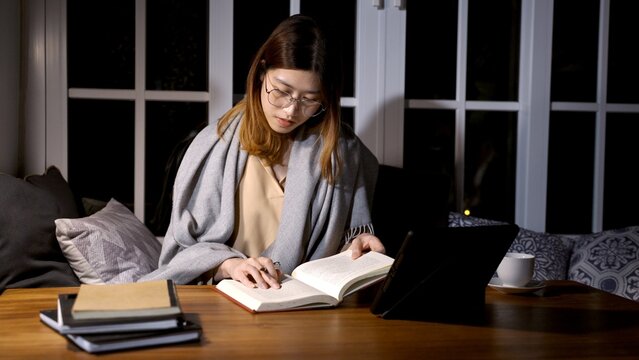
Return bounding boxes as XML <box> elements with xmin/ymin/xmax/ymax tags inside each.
<box><xmin>40</xmin><ymin>310</ymin><xmax>201</xmax><ymax>354</ymax></box>
<box><xmin>71</xmin><ymin>279</ymin><xmax>182</xmax><ymax>320</ymax></box>
<box><xmin>45</xmin><ymin>293</ymin><xmax>183</xmax><ymax>334</ymax></box>
<box><xmin>215</xmin><ymin>250</ymin><xmax>394</xmax><ymax>312</ymax></box>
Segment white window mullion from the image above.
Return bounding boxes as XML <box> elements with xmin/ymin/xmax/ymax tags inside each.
<box><xmin>455</xmin><ymin>0</ymin><xmax>469</xmax><ymax>212</ymax></box>
<box><xmin>382</xmin><ymin>5</ymin><xmax>406</xmax><ymax>167</ymax></box>
<box><xmin>354</xmin><ymin>2</ymin><xmax>407</xmax><ymax>166</ymax></box>
<box><xmin>145</xmin><ymin>90</ymin><xmax>209</xmax><ymax>102</ymax></box>
<box><xmin>68</xmin><ymin>89</ymin><xmax>135</xmax><ymax>100</ymax></box>
<box><xmin>209</xmin><ymin>0</ymin><xmax>233</xmax><ymax>122</ymax></box>
<box><xmin>592</xmin><ymin>0</ymin><xmax>610</xmax><ymax>233</ymax></box>
<box><xmin>134</xmin><ymin>0</ymin><xmax>146</xmax><ymax>221</ymax></box>
<box><xmin>516</xmin><ymin>0</ymin><xmax>553</xmax><ymax>232</ymax></box>
<box><xmin>290</xmin><ymin>0</ymin><xmax>300</xmax><ymax>15</ymax></box>
<box><xmin>354</xmin><ymin>1</ymin><xmax>383</xmax><ymax>160</ymax></box>
<box><xmin>23</xmin><ymin>0</ymin><xmax>48</xmax><ymax>176</ymax></box>
<box><xmin>45</xmin><ymin>0</ymin><xmax>68</xmax><ymax>176</ymax></box>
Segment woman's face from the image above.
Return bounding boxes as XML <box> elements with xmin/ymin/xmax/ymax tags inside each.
<box><xmin>260</xmin><ymin>68</ymin><xmax>323</xmax><ymax>135</ymax></box>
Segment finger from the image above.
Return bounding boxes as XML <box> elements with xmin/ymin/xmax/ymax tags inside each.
<box><xmin>260</xmin><ymin>269</ymin><xmax>281</xmax><ymax>289</ymax></box>
<box><xmin>358</xmin><ymin>234</ymin><xmax>386</xmax><ymax>254</ymax></box>
<box><xmin>238</xmin><ymin>273</ymin><xmax>258</xmax><ymax>288</ymax></box>
<box><xmin>363</xmin><ymin>235</ymin><xmax>386</xmax><ymax>254</ymax></box>
<box><xmin>258</xmin><ymin>261</ymin><xmax>282</xmax><ymax>289</ymax></box>
<box><xmin>349</xmin><ymin>237</ymin><xmax>363</xmax><ymax>259</ymax></box>
<box><xmin>259</xmin><ymin>264</ymin><xmax>277</xmax><ymax>279</ymax></box>
<box><xmin>372</xmin><ymin>242</ymin><xmax>386</xmax><ymax>254</ymax></box>
<box><xmin>241</xmin><ymin>258</ymin><xmax>271</xmax><ymax>289</ymax></box>
<box><xmin>248</xmin><ymin>267</ymin><xmax>270</xmax><ymax>289</ymax></box>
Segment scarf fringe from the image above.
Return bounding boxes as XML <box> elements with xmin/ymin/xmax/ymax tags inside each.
<box><xmin>344</xmin><ymin>223</ymin><xmax>375</xmax><ymax>244</ymax></box>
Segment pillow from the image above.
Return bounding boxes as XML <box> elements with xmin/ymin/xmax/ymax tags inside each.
<box><xmin>448</xmin><ymin>212</ymin><xmax>574</xmax><ymax>280</ymax></box>
<box><xmin>508</xmin><ymin>228</ymin><xmax>574</xmax><ymax>281</ymax></box>
<box><xmin>0</xmin><ymin>172</ymin><xmax>81</xmax><ymax>292</ymax></box>
<box><xmin>55</xmin><ymin>198</ymin><xmax>162</xmax><ymax>284</ymax></box>
<box><xmin>568</xmin><ymin>226</ymin><xmax>639</xmax><ymax>301</ymax></box>
<box><xmin>81</xmin><ymin>197</ymin><xmax>109</xmax><ymax>216</ymax></box>
<box><xmin>448</xmin><ymin>212</ymin><xmax>507</xmax><ymax>227</ymax></box>
<box><xmin>24</xmin><ymin>165</ymin><xmax>80</xmax><ymax>218</ymax></box>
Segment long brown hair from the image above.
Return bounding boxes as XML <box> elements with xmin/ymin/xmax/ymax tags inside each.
<box><xmin>217</xmin><ymin>14</ymin><xmax>343</xmax><ymax>183</ymax></box>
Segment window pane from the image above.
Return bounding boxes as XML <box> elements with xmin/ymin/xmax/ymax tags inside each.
<box><xmin>551</xmin><ymin>0</ymin><xmax>599</xmax><ymax>102</ymax></box>
<box><xmin>404</xmin><ymin>109</ymin><xmax>456</xmax><ymax>208</ymax></box>
<box><xmin>464</xmin><ymin>111</ymin><xmax>517</xmax><ymax>223</ymax></box>
<box><xmin>145</xmin><ymin>102</ymin><xmax>208</xmax><ymax>235</ymax></box>
<box><xmin>233</xmin><ymin>0</ymin><xmax>289</xmax><ymax>95</ymax></box>
<box><xmin>67</xmin><ymin>0</ymin><xmax>135</xmax><ymax>89</ymax></box>
<box><xmin>405</xmin><ymin>0</ymin><xmax>457</xmax><ymax>100</ymax></box>
<box><xmin>604</xmin><ymin>113</ymin><xmax>639</xmax><ymax>229</ymax></box>
<box><xmin>146</xmin><ymin>0</ymin><xmax>208</xmax><ymax>91</ymax></box>
<box><xmin>301</xmin><ymin>0</ymin><xmax>356</xmax><ymax>98</ymax></box>
<box><xmin>466</xmin><ymin>0</ymin><xmax>521</xmax><ymax>101</ymax></box>
<box><xmin>68</xmin><ymin>99</ymin><xmax>135</xmax><ymax>208</ymax></box>
<box><xmin>607</xmin><ymin>1</ymin><xmax>639</xmax><ymax>104</ymax></box>
<box><xmin>546</xmin><ymin>112</ymin><xmax>595</xmax><ymax>234</ymax></box>
<box><xmin>340</xmin><ymin>107</ymin><xmax>354</xmax><ymax>130</ymax></box>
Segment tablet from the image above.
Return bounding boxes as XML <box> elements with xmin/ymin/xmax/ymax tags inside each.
<box><xmin>370</xmin><ymin>224</ymin><xmax>520</xmax><ymax>323</ymax></box>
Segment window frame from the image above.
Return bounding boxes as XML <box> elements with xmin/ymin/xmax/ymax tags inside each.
<box><xmin>28</xmin><ymin>0</ymin><xmax>639</xmax><ymax>233</ymax></box>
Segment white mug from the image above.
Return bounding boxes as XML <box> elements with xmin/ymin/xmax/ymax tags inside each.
<box><xmin>497</xmin><ymin>252</ymin><xmax>535</xmax><ymax>287</ymax></box>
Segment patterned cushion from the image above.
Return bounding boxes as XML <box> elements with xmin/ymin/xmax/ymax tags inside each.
<box><xmin>448</xmin><ymin>212</ymin><xmax>574</xmax><ymax>280</ymax></box>
<box><xmin>509</xmin><ymin>228</ymin><xmax>574</xmax><ymax>280</ymax></box>
<box><xmin>55</xmin><ymin>198</ymin><xmax>161</xmax><ymax>284</ymax></box>
<box><xmin>568</xmin><ymin>226</ymin><xmax>639</xmax><ymax>301</ymax></box>
<box><xmin>448</xmin><ymin>212</ymin><xmax>507</xmax><ymax>227</ymax></box>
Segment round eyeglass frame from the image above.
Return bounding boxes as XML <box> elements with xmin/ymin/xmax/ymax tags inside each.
<box><xmin>264</xmin><ymin>78</ymin><xmax>325</xmax><ymax>117</ymax></box>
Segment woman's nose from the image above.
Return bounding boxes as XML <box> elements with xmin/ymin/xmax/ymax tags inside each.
<box><xmin>283</xmin><ymin>100</ymin><xmax>302</xmax><ymax>115</ymax></box>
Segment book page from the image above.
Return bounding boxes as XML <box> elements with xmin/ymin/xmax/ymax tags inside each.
<box><xmin>291</xmin><ymin>250</ymin><xmax>394</xmax><ymax>300</ymax></box>
<box><xmin>216</xmin><ymin>276</ymin><xmax>338</xmax><ymax>312</ymax></box>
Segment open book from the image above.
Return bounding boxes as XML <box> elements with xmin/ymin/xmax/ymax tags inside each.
<box><xmin>215</xmin><ymin>250</ymin><xmax>394</xmax><ymax>312</ymax></box>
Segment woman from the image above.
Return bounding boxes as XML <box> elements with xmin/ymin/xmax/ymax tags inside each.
<box><xmin>140</xmin><ymin>14</ymin><xmax>384</xmax><ymax>288</ymax></box>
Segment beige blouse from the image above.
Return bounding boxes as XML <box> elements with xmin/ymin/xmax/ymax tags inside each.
<box><xmin>230</xmin><ymin>154</ymin><xmax>286</xmax><ymax>257</ymax></box>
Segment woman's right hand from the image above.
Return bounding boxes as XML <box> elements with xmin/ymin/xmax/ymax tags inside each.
<box><xmin>217</xmin><ymin>257</ymin><xmax>281</xmax><ymax>289</ymax></box>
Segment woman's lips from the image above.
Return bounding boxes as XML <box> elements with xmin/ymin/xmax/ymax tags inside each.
<box><xmin>277</xmin><ymin>117</ymin><xmax>295</xmax><ymax>128</ymax></box>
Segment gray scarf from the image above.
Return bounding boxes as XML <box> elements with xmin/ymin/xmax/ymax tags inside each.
<box><xmin>139</xmin><ymin>114</ymin><xmax>378</xmax><ymax>284</ymax></box>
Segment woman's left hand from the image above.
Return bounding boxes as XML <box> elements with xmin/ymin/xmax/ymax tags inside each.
<box><xmin>348</xmin><ymin>233</ymin><xmax>386</xmax><ymax>259</ymax></box>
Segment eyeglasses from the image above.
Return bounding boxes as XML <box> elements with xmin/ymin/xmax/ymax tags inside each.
<box><xmin>264</xmin><ymin>77</ymin><xmax>325</xmax><ymax>117</ymax></box>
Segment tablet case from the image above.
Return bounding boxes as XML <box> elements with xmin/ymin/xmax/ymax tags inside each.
<box><xmin>370</xmin><ymin>224</ymin><xmax>520</xmax><ymax>323</ymax></box>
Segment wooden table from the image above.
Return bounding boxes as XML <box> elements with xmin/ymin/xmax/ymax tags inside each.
<box><xmin>1</xmin><ymin>280</ymin><xmax>638</xmax><ymax>359</ymax></box>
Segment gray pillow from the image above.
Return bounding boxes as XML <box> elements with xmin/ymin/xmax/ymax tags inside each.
<box><xmin>568</xmin><ymin>226</ymin><xmax>639</xmax><ymax>301</ymax></box>
<box><xmin>55</xmin><ymin>198</ymin><xmax>162</xmax><ymax>284</ymax></box>
<box><xmin>25</xmin><ymin>165</ymin><xmax>80</xmax><ymax>218</ymax></box>
<box><xmin>0</xmin><ymin>172</ymin><xmax>80</xmax><ymax>292</ymax></box>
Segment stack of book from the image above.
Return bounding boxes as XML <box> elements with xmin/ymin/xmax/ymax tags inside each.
<box><xmin>39</xmin><ymin>280</ymin><xmax>201</xmax><ymax>353</ymax></box>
